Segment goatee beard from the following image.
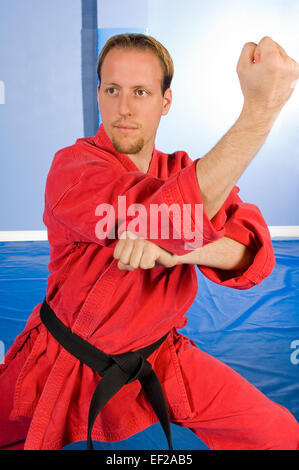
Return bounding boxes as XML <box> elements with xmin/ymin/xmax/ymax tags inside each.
<box><xmin>112</xmin><ymin>136</ymin><xmax>145</xmax><ymax>155</ymax></box>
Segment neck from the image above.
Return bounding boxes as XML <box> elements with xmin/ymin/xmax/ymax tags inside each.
<box><xmin>128</xmin><ymin>154</ymin><xmax>152</xmax><ymax>173</ymax></box>
<box><xmin>127</xmin><ymin>141</ymin><xmax>155</xmax><ymax>174</ymax></box>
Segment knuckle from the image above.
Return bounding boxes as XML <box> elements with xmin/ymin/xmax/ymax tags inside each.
<box><xmin>126</xmin><ymin>230</ymin><xmax>138</xmax><ymax>240</ymax></box>
<box><xmin>135</xmin><ymin>237</ymin><xmax>145</xmax><ymax>247</ymax></box>
<box><xmin>241</xmin><ymin>41</ymin><xmax>253</xmax><ymax>50</ymax></box>
<box><xmin>260</xmin><ymin>35</ymin><xmax>273</xmax><ymax>44</ymax></box>
<box><xmin>126</xmin><ymin>238</ymin><xmax>134</xmax><ymax>249</ymax></box>
<box><xmin>244</xmin><ymin>41</ymin><xmax>256</xmax><ymax>49</ymax></box>
<box><xmin>119</xmin><ymin>231</ymin><xmax>128</xmax><ymax>240</ymax></box>
<box><xmin>143</xmin><ymin>241</ymin><xmax>154</xmax><ymax>254</ymax></box>
<box><xmin>140</xmin><ymin>256</ymin><xmax>154</xmax><ymax>270</ymax></box>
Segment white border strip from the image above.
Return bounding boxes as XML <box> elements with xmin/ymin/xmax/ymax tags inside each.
<box><xmin>0</xmin><ymin>231</ymin><xmax>48</xmax><ymax>241</ymax></box>
<box><xmin>269</xmin><ymin>226</ymin><xmax>299</xmax><ymax>239</ymax></box>
<box><xmin>0</xmin><ymin>227</ymin><xmax>299</xmax><ymax>242</ymax></box>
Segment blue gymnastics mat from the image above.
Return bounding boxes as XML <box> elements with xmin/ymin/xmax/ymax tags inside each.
<box><xmin>0</xmin><ymin>240</ymin><xmax>298</xmax><ymax>450</ymax></box>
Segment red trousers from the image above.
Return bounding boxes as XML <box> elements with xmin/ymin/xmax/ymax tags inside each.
<box><xmin>1</xmin><ymin>327</ymin><xmax>299</xmax><ymax>450</ymax></box>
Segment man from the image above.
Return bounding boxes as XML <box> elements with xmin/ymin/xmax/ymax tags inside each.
<box><xmin>1</xmin><ymin>34</ymin><xmax>299</xmax><ymax>450</ymax></box>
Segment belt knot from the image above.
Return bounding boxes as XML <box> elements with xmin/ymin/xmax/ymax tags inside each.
<box><xmin>110</xmin><ymin>351</ymin><xmax>152</xmax><ymax>384</ymax></box>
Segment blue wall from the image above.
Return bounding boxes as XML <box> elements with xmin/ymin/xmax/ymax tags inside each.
<box><xmin>1</xmin><ymin>0</ymin><xmax>298</xmax><ymax>230</ymax></box>
<box><xmin>0</xmin><ymin>0</ymin><xmax>83</xmax><ymax>230</ymax></box>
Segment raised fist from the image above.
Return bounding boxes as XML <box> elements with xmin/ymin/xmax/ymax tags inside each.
<box><xmin>236</xmin><ymin>36</ymin><xmax>299</xmax><ymax>114</ymax></box>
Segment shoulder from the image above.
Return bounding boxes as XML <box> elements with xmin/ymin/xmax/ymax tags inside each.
<box><xmin>156</xmin><ymin>148</ymin><xmax>195</xmax><ymax>176</ymax></box>
<box><xmin>52</xmin><ymin>137</ymin><xmax>121</xmax><ymax>169</ymax></box>
<box><xmin>45</xmin><ymin>138</ymin><xmax>122</xmax><ymax>210</ymax></box>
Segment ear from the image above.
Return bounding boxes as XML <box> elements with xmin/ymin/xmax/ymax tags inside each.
<box><xmin>162</xmin><ymin>88</ymin><xmax>172</xmax><ymax>116</ymax></box>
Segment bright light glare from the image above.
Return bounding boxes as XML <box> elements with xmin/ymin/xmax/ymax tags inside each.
<box><xmin>187</xmin><ymin>1</ymin><xmax>299</xmax><ymax>134</ymax></box>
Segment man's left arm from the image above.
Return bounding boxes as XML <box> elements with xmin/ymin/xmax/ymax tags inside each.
<box><xmin>175</xmin><ymin>236</ymin><xmax>255</xmax><ymax>271</ymax></box>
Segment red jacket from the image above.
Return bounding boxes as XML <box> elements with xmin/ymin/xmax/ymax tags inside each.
<box><xmin>5</xmin><ymin>124</ymin><xmax>275</xmax><ymax>449</ymax></box>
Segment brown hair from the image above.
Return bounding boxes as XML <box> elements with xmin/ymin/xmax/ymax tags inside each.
<box><xmin>97</xmin><ymin>33</ymin><xmax>174</xmax><ymax>95</ymax></box>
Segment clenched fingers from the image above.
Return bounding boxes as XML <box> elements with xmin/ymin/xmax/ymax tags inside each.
<box><xmin>114</xmin><ymin>237</ymin><xmax>134</xmax><ymax>265</ymax></box>
<box><xmin>130</xmin><ymin>238</ymin><xmax>147</xmax><ymax>269</ymax></box>
<box><xmin>114</xmin><ymin>231</ymin><xmax>158</xmax><ymax>271</ymax></box>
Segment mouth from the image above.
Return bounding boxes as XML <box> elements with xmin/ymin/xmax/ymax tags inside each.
<box><xmin>115</xmin><ymin>125</ymin><xmax>139</xmax><ymax>134</ymax></box>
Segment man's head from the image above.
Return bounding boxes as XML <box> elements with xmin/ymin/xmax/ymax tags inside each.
<box><xmin>97</xmin><ymin>34</ymin><xmax>173</xmax><ymax>157</ymax></box>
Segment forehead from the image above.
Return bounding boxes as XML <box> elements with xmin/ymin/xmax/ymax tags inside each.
<box><xmin>101</xmin><ymin>47</ymin><xmax>163</xmax><ymax>88</ymax></box>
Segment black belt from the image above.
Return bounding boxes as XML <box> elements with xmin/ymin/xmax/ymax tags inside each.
<box><xmin>40</xmin><ymin>299</ymin><xmax>173</xmax><ymax>450</ymax></box>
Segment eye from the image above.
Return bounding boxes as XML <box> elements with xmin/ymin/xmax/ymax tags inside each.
<box><xmin>106</xmin><ymin>87</ymin><xmax>117</xmax><ymax>95</ymax></box>
<box><xmin>136</xmin><ymin>89</ymin><xmax>147</xmax><ymax>96</ymax></box>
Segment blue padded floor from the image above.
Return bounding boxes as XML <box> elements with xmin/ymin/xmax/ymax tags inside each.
<box><xmin>0</xmin><ymin>240</ymin><xmax>298</xmax><ymax>450</ymax></box>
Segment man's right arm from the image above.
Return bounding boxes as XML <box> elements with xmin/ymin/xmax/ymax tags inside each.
<box><xmin>46</xmin><ymin>37</ymin><xmax>298</xmax><ymax>263</ymax></box>
<box><xmin>195</xmin><ymin>36</ymin><xmax>299</xmax><ymax>220</ymax></box>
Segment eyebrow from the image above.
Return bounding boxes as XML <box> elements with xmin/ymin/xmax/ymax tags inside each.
<box><xmin>102</xmin><ymin>82</ymin><xmax>152</xmax><ymax>90</ymax></box>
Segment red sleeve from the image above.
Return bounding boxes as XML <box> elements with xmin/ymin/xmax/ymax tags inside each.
<box><xmin>44</xmin><ymin>147</ymin><xmax>225</xmax><ymax>255</ymax></box>
<box><xmin>197</xmin><ymin>185</ymin><xmax>276</xmax><ymax>290</ymax></box>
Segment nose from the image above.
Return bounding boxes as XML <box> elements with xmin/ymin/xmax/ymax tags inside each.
<box><xmin>118</xmin><ymin>91</ymin><xmax>133</xmax><ymax>117</ymax></box>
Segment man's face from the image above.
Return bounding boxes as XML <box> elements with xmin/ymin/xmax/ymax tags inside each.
<box><xmin>97</xmin><ymin>47</ymin><xmax>172</xmax><ymax>156</ymax></box>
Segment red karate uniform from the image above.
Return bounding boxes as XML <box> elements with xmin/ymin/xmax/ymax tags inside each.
<box><xmin>1</xmin><ymin>124</ymin><xmax>299</xmax><ymax>450</ymax></box>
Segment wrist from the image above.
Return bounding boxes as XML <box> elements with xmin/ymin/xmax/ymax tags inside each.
<box><xmin>238</xmin><ymin>102</ymin><xmax>280</xmax><ymax>133</ymax></box>
<box><xmin>171</xmin><ymin>253</ymin><xmax>182</xmax><ymax>266</ymax></box>
<box><xmin>171</xmin><ymin>250</ymin><xmax>202</xmax><ymax>267</ymax></box>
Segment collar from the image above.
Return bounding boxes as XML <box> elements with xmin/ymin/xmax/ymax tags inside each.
<box><xmin>93</xmin><ymin>123</ymin><xmax>158</xmax><ymax>175</ymax></box>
